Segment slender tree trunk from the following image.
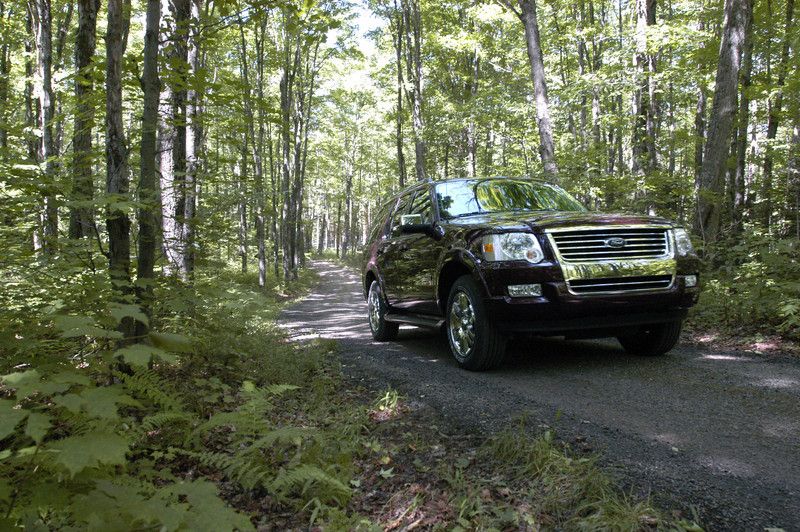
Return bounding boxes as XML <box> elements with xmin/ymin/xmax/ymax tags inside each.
<box><xmin>0</xmin><ymin>3</ymin><xmax>11</xmax><ymax>156</ymax></box>
<box><xmin>184</xmin><ymin>0</ymin><xmax>202</xmax><ymax>279</ymax></box>
<box><xmin>401</xmin><ymin>0</ymin><xmax>426</xmax><ymax>180</ymax></box>
<box><xmin>238</xmin><ymin>140</ymin><xmax>248</xmax><ymax>274</ymax></box>
<box><xmin>31</xmin><ymin>0</ymin><xmax>58</xmax><ymax>255</ymax></box>
<box><xmin>69</xmin><ymin>0</ymin><xmax>100</xmax><ymax>239</ymax></box>
<box><xmin>789</xmin><ymin>124</ymin><xmax>800</xmax><ymax>238</ymax></box>
<box><xmin>105</xmin><ymin>0</ymin><xmax>134</xmax><ymax>338</ymax></box>
<box><xmin>158</xmin><ymin>0</ymin><xmax>189</xmax><ymax>278</ymax></box>
<box><xmin>632</xmin><ymin>0</ymin><xmax>657</xmax><ymax>179</ymax></box>
<box><xmin>761</xmin><ymin>0</ymin><xmax>794</xmax><ymax>229</ymax></box>
<box><xmin>503</xmin><ymin>0</ymin><xmax>558</xmax><ymax>178</ymax></box>
<box><xmin>135</xmin><ymin>0</ymin><xmax>160</xmax><ymax>338</ymax></box>
<box><xmin>466</xmin><ymin>41</ymin><xmax>479</xmax><ymax>178</ymax></box>
<box><xmin>730</xmin><ymin>8</ymin><xmax>753</xmax><ymax>233</ymax></box>
<box><xmin>696</xmin><ymin>0</ymin><xmax>752</xmax><ymax>245</ymax></box>
<box><xmin>391</xmin><ymin>0</ymin><xmax>407</xmax><ymax>187</ymax></box>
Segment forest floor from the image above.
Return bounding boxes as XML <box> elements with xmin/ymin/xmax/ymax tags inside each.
<box><xmin>279</xmin><ymin>261</ymin><xmax>800</xmax><ymax>531</ymax></box>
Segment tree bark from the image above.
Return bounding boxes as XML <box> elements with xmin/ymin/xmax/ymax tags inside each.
<box><xmin>390</xmin><ymin>0</ymin><xmax>407</xmax><ymax>187</ymax></box>
<box><xmin>696</xmin><ymin>0</ymin><xmax>752</xmax><ymax>245</ymax></box>
<box><xmin>632</xmin><ymin>0</ymin><xmax>658</xmax><ymax>178</ymax></box>
<box><xmin>69</xmin><ymin>0</ymin><xmax>100</xmax><ymax>239</ymax></box>
<box><xmin>135</xmin><ymin>0</ymin><xmax>160</xmax><ymax>337</ymax></box>
<box><xmin>158</xmin><ymin>0</ymin><xmax>189</xmax><ymax>278</ymax></box>
<box><xmin>502</xmin><ymin>0</ymin><xmax>558</xmax><ymax>178</ymax></box>
<box><xmin>31</xmin><ymin>0</ymin><xmax>58</xmax><ymax>255</ymax></box>
<box><xmin>400</xmin><ymin>0</ymin><xmax>426</xmax><ymax>180</ymax></box>
<box><xmin>730</xmin><ymin>7</ymin><xmax>753</xmax><ymax>233</ymax></box>
<box><xmin>184</xmin><ymin>0</ymin><xmax>202</xmax><ymax>279</ymax></box>
<box><xmin>761</xmin><ymin>0</ymin><xmax>794</xmax><ymax>229</ymax></box>
<box><xmin>105</xmin><ymin>0</ymin><xmax>134</xmax><ymax>338</ymax></box>
<box><xmin>0</xmin><ymin>3</ymin><xmax>11</xmax><ymax>156</ymax></box>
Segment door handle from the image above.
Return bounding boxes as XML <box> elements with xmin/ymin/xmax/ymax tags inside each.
<box><xmin>398</xmin><ymin>244</ymin><xmax>409</xmax><ymax>252</ymax></box>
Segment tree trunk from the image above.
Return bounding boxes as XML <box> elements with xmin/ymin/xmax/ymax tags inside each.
<box><xmin>158</xmin><ymin>0</ymin><xmax>189</xmax><ymax>278</ymax></box>
<box><xmin>135</xmin><ymin>0</ymin><xmax>160</xmax><ymax>338</ymax></box>
<box><xmin>184</xmin><ymin>0</ymin><xmax>202</xmax><ymax>279</ymax></box>
<box><xmin>0</xmin><ymin>4</ymin><xmax>11</xmax><ymax>156</ymax></box>
<box><xmin>696</xmin><ymin>0</ymin><xmax>752</xmax><ymax>245</ymax></box>
<box><xmin>69</xmin><ymin>0</ymin><xmax>100</xmax><ymax>239</ymax></box>
<box><xmin>391</xmin><ymin>0</ymin><xmax>407</xmax><ymax>187</ymax></box>
<box><xmin>401</xmin><ymin>0</ymin><xmax>426</xmax><ymax>180</ymax></box>
<box><xmin>105</xmin><ymin>0</ymin><xmax>134</xmax><ymax>338</ymax></box>
<box><xmin>761</xmin><ymin>0</ymin><xmax>794</xmax><ymax>229</ymax></box>
<box><xmin>505</xmin><ymin>0</ymin><xmax>558</xmax><ymax>178</ymax></box>
<box><xmin>789</xmin><ymin>124</ymin><xmax>800</xmax><ymax>238</ymax></box>
<box><xmin>632</xmin><ymin>0</ymin><xmax>657</xmax><ymax>178</ymax></box>
<box><xmin>31</xmin><ymin>0</ymin><xmax>58</xmax><ymax>255</ymax></box>
<box><xmin>238</xmin><ymin>140</ymin><xmax>248</xmax><ymax>274</ymax></box>
<box><xmin>730</xmin><ymin>8</ymin><xmax>753</xmax><ymax>233</ymax></box>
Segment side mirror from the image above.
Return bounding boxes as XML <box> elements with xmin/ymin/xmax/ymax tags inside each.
<box><xmin>400</xmin><ymin>222</ymin><xmax>444</xmax><ymax>240</ymax></box>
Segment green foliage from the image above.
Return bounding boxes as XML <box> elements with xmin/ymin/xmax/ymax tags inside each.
<box><xmin>691</xmin><ymin>234</ymin><xmax>800</xmax><ymax>339</ymax></box>
<box><xmin>0</xmin><ymin>262</ymin><xmax>363</xmax><ymax>529</ymax></box>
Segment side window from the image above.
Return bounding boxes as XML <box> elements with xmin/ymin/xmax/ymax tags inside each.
<box><xmin>405</xmin><ymin>188</ymin><xmax>432</xmax><ymax>225</ymax></box>
<box><xmin>369</xmin><ymin>200</ymin><xmax>395</xmax><ymax>242</ymax></box>
<box><xmin>390</xmin><ymin>192</ymin><xmax>414</xmax><ymax>235</ymax></box>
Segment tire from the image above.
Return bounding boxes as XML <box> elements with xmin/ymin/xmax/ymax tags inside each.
<box><xmin>367</xmin><ymin>281</ymin><xmax>399</xmax><ymax>341</ymax></box>
<box><xmin>446</xmin><ymin>275</ymin><xmax>507</xmax><ymax>371</ymax></box>
<box><xmin>617</xmin><ymin>321</ymin><xmax>682</xmax><ymax>356</ymax></box>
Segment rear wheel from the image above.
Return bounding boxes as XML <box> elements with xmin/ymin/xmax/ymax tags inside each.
<box><xmin>446</xmin><ymin>276</ymin><xmax>507</xmax><ymax>371</ymax></box>
<box><xmin>367</xmin><ymin>281</ymin><xmax>399</xmax><ymax>341</ymax></box>
<box><xmin>617</xmin><ymin>321</ymin><xmax>682</xmax><ymax>356</ymax></box>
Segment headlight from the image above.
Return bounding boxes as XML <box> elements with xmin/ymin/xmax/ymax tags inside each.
<box><xmin>482</xmin><ymin>232</ymin><xmax>544</xmax><ymax>263</ymax></box>
<box><xmin>673</xmin><ymin>228</ymin><xmax>695</xmax><ymax>256</ymax></box>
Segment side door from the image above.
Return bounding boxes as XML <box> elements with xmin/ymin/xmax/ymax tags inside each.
<box><xmin>397</xmin><ymin>187</ymin><xmax>440</xmax><ymax>314</ymax></box>
<box><xmin>377</xmin><ymin>191</ymin><xmax>414</xmax><ymax>306</ymax></box>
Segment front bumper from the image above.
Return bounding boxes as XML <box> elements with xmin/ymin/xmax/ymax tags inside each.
<box><xmin>477</xmin><ymin>261</ymin><xmax>700</xmax><ymax>335</ymax></box>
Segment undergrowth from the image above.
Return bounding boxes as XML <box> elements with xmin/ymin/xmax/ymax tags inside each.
<box><xmin>1</xmin><ymin>255</ymin><xmax>704</xmax><ymax>530</ymax></box>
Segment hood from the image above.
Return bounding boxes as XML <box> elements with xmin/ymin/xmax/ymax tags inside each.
<box><xmin>445</xmin><ymin>211</ymin><xmax>675</xmax><ymax>232</ymax></box>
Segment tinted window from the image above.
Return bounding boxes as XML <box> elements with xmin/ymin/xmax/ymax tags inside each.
<box><xmin>436</xmin><ymin>179</ymin><xmax>586</xmax><ymax>219</ymax></box>
<box><xmin>390</xmin><ymin>191</ymin><xmax>415</xmax><ymax>233</ymax></box>
<box><xmin>369</xmin><ymin>200</ymin><xmax>395</xmax><ymax>241</ymax></box>
<box><xmin>406</xmin><ymin>188</ymin><xmax>432</xmax><ymax>224</ymax></box>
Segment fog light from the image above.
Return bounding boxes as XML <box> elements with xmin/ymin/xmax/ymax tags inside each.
<box><xmin>684</xmin><ymin>275</ymin><xmax>698</xmax><ymax>288</ymax></box>
<box><xmin>508</xmin><ymin>284</ymin><xmax>542</xmax><ymax>297</ymax></box>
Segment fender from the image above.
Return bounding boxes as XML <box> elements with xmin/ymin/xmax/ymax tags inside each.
<box><xmin>435</xmin><ymin>246</ymin><xmax>492</xmax><ymax>310</ymax></box>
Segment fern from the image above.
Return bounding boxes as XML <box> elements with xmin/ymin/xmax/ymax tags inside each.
<box><xmin>271</xmin><ymin>464</ymin><xmax>351</xmax><ymax>503</ymax></box>
<box><xmin>115</xmin><ymin>369</ymin><xmax>185</xmax><ymax>412</ymax></box>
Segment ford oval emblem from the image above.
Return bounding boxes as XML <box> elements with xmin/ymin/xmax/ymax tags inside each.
<box><xmin>605</xmin><ymin>237</ymin><xmax>626</xmax><ymax>248</ymax></box>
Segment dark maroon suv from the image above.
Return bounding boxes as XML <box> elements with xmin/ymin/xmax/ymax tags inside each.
<box><xmin>362</xmin><ymin>178</ymin><xmax>700</xmax><ymax>371</ymax></box>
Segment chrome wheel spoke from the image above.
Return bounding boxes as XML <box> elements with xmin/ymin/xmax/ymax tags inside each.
<box><xmin>448</xmin><ymin>289</ymin><xmax>477</xmax><ymax>361</ymax></box>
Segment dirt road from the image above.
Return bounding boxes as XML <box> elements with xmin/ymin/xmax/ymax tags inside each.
<box><xmin>279</xmin><ymin>261</ymin><xmax>800</xmax><ymax>530</ymax></box>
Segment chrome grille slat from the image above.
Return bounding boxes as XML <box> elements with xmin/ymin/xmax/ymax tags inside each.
<box><xmin>550</xmin><ymin>227</ymin><xmax>670</xmax><ymax>262</ymax></box>
<box><xmin>568</xmin><ymin>275</ymin><xmax>673</xmax><ymax>294</ymax></box>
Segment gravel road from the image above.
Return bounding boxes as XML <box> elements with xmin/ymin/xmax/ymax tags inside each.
<box><xmin>279</xmin><ymin>261</ymin><xmax>800</xmax><ymax>531</ymax></box>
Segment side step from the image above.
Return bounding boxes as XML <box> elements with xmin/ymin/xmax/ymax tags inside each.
<box><xmin>385</xmin><ymin>312</ymin><xmax>444</xmax><ymax>329</ymax></box>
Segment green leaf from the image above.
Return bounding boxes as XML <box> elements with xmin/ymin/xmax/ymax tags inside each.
<box><xmin>149</xmin><ymin>332</ymin><xmax>193</xmax><ymax>353</ymax></box>
<box><xmin>115</xmin><ymin>344</ymin><xmax>177</xmax><ymax>366</ymax></box>
<box><xmin>0</xmin><ymin>400</ymin><xmax>27</xmax><ymax>440</ymax></box>
<box><xmin>54</xmin><ymin>432</ymin><xmax>130</xmax><ymax>476</ymax></box>
<box><xmin>1</xmin><ymin>370</ymin><xmax>70</xmax><ymax>399</ymax></box>
<box><xmin>53</xmin><ymin>386</ymin><xmax>139</xmax><ymax>419</ymax></box>
<box><xmin>108</xmin><ymin>303</ymin><xmax>149</xmax><ymax>327</ymax></box>
<box><xmin>25</xmin><ymin>412</ymin><xmax>51</xmax><ymax>443</ymax></box>
<box><xmin>54</xmin><ymin>314</ymin><xmax>123</xmax><ymax>339</ymax></box>
<box><xmin>166</xmin><ymin>480</ymin><xmax>255</xmax><ymax>531</ymax></box>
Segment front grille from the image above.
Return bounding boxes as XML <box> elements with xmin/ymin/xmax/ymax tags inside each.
<box><xmin>550</xmin><ymin>227</ymin><xmax>670</xmax><ymax>262</ymax></box>
<box><xmin>568</xmin><ymin>275</ymin><xmax>674</xmax><ymax>294</ymax></box>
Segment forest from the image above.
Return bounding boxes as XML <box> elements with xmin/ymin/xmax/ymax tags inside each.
<box><xmin>0</xmin><ymin>0</ymin><xmax>798</xmax><ymax>528</ymax></box>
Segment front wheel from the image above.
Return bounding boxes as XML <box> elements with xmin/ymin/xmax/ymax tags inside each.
<box><xmin>367</xmin><ymin>281</ymin><xmax>399</xmax><ymax>341</ymax></box>
<box><xmin>446</xmin><ymin>276</ymin><xmax>507</xmax><ymax>371</ymax></box>
<box><xmin>617</xmin><ymin>321</ymin><xmax>682</xmax><ymax>356</ymax></box>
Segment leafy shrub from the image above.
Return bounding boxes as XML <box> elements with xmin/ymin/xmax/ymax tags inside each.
<box><xmin>692</xmin><ymin>234</ymin><xmax>800</xmax><ymax>339</ymax></box>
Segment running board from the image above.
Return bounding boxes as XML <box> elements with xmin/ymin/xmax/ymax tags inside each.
<box><xmin>385</xmin><ymin>312</ymin><xmax>444</xmax><ymax>329</ymax></box>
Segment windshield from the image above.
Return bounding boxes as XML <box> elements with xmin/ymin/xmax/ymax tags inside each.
<box><xmin>435</xmin><ymin>179</ymin><xmax>586</xmax><ymax>219</ymax></box>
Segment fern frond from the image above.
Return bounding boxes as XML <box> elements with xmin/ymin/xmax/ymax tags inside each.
<box><xmin>115</xmin><ymin>369</ymin><xmax>185</xmax><ymax>412</ymax></box>
<box><xmin>271</xmin><ymin>464</ymin><xmax>350</xmax><ymax>501</ymax></box>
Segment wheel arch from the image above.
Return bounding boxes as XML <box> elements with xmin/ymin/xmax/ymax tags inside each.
<box><xmin>364</xmin><ymin>269</ymin><xmax>378</xmax><ymax>301</ymax></box>
<box><xmin>436</xmin><ymin>251</ymin><xmax>488</xmax><ymax>313</ymax></box>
